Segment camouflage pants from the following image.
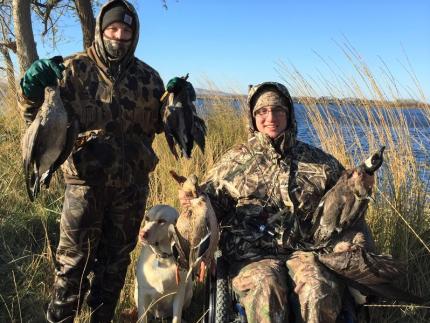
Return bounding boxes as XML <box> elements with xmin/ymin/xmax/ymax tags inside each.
<box><xmin>232</xmin><ymin>258</ymin><xmax>288</xmax><ymax>323</ymax></box>
<box><xmin>231</xmin><ymin>252</ymin><xmax>342</xmax><ymax>323</ymax></box>
<box><xmin>286</xmin><ymin>251</ymin><xmax>342</xmax><ymax>323</ymax></box>
<box><xmin>47</xmin><ymin>183</ymin><xmax>148</xmax><ymax>323</ymax></box>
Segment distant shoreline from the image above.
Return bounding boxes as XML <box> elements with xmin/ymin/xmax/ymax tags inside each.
<box><xmin>293</xmin><ymin>96</ymin><xmax>430</xmax><ymax>109</ymax></box>
<box><xmin>196</xmin><ymin>92</ymin><xmax>430</xmax><ymax>109</ymax></box>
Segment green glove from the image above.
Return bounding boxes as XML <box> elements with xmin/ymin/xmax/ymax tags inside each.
<box><xmin>20</xmin><ymin>56</ymin><xmax>65</xmax><ymax>101</ymax></box>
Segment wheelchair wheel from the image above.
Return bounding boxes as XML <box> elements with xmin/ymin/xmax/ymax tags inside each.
<box><xmin>214</xmin><ymin>256</ymin><xmax>232</xmax><ymax>322</ymax></box>
<box><xmin>205</xmin><ymin>254</ymin><xmax>235</xmax><ymax>323</ymax></box>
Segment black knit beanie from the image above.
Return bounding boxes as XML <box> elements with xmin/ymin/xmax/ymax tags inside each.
<box><xmin>101</xmin><ymin>3</ymin><xmax>136</xmax><ymax>32</ymax></box>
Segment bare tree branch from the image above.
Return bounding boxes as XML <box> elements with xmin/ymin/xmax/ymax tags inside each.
<box><xmin>13</xmin><ymin>0</ymin><xmax>39</xmax><ymax>75</ymax></box>
<box><xmin>73</xmin><ymin>0</ymin><xmax>95</xmax><ymax>48</ymax></box>
<box><xmin>31</xmin><ymin>0</ymin><xmax>62</xmax><ymax>36</ymax></box>
<box><xmin>0</xmin><ymin>3</ymin><xmax>15</xmax><ymax>38</ymax></box>
<box><xmin>0</xmin><ymin>40</ymin><xmax>16</xmax><ymax>52</ymax></box>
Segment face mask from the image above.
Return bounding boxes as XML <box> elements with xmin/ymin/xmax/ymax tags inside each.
<box><xmin>103</xmin><ymin>36</ymin><xmax>132</xmax><ymax>60</ymax></box>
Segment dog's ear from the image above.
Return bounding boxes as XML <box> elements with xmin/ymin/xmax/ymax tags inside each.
<box><xmin>170</xmin><ymin>170</ymin><xmax>187</xmax><ymax>185</ymax></box>
<box><xmin>168</xmin><ymin>224</ymin><xmax>175</xmax><ymax>240</ymax></box>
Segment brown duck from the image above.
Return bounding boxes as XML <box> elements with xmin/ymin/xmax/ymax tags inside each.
<box><xmin>170</xmin><ymin>171</ymin><xmax>219</xmax><ymax>272</ymax></box>
<box><xmin>312</xmin><ymin>146</ymin><xmax>385</xmax><ymax>247</ymax></box>
<box><xmin>318</xmin><ymin>245</ymin><xmax>426</xmax><ymax>304</ymax></box>
<box><xmin>169</xmin><ymin>171</ymin><xmax>219</xmax><ymax>323</ymax></box>
<box><xmin>21</xmin><ymin>86</ymin><xmax>79</xmax><ymax>201</ymax></box>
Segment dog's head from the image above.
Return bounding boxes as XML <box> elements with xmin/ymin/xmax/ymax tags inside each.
<box><xmin>139</xmin><ymin>204</ymin><xmax>179</xmax><ymax>246</ymax></box>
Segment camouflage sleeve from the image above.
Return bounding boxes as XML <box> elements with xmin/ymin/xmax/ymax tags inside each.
<box><xmin>17</xmin><ymin>85</ymin><xmax>43</xmax><ymax>126</ymax></box>
<box><xmin>202</xmin><ymin>145</ymin><xmax>248</xmax><ymax>222</ymax></box>
<box><xmin>151</xmin><ymin>71</ymin><xmax>165</xmax><ymax>134</ymax></box>
<box><xmin>203</xmin><ymin>181</ymin><xmax>236</xmax><ymax>223</ymax></box>
<box><xmin>57</xmin><ymin>58</ymin><xmax>80</xmax><ymax>122</ymax></box>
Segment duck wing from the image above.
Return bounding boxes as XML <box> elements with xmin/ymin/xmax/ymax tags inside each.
<box><xmin>318</xmin><ymin>247</ymin><xmax>425</xmax><ymax>304</ymax></box>
<box><xmin>192</xmin><ymin>114</ymin><xmax>207</xmax><ymax>153</ymax></box>
<box><xmin>22</xmin><ymin>86</ymin><xmax>70</xmax><ymax>201</ymax></box>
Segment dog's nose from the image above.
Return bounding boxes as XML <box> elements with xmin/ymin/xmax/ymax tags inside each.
<box><xmin>139</xmin><ymin>229</ymin><xmax>148</xmax><ymax>243</ymax></box>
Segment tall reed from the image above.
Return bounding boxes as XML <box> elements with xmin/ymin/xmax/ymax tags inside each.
<box><xmin>277</xmin><ymin>44</ymin><xmax>430</xmax><ymax>322</ymax></box>
<box><xmin>0</xmin><ymin>48</ymin><xmax>428</xmax><ymax>321</ymax></box>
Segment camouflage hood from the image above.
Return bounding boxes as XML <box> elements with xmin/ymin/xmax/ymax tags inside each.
<box><xmin>88</xmin><ymin>0</ymin><xmax>139</xmax><ymax>81</ymax></box>
<box><xmin>247</xmin><ymin>82</ymin><xmax>297</xmax><ymax>152</ymax></box>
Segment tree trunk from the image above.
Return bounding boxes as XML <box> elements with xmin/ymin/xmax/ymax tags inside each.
<box><xmin>12</xmin><ymin>0</ymin><xmax>38</xmax><ymax>76</ymax></box>
<box><xmin>0</xmin><ymin>47</ymin><xmax>16</xmax><ymax>93</ymax></box>
<box><xmin>74</xmin><ymin>0</ymin><xmax>95</xmax><ymax>49</ymax></box>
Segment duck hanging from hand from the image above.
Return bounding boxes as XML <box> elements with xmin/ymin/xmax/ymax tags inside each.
<box><xmin>161</xmin><ymin>74</ymin><xmax>207</xmax><ymax>159</ymax></box>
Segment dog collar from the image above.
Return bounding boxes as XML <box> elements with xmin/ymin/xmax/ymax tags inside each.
<box><xmin>156</xmin><ymin>251</ymin><xmax>173</xmax><ymax>259</ymax></box>
<box><xmin>150</xmin><ymin>245</ymin><xmax>173</xmax><ymax>259</ymax></box>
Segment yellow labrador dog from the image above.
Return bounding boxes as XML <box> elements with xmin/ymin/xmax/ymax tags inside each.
<box><xmin>135</xmin><ymin>205</ymin><xmax>192</xmax><ymax>322</ymax></box>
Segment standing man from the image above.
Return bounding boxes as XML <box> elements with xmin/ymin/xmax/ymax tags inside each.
<box><xmin>18</xmin><ymin>1</ymin><xmax>164</xmax><ymax>321</ymax></box>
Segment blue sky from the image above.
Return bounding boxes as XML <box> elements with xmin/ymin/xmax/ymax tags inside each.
<box><xmin>35</xmin><ymin>0</ymin><xmax>430</xmax><ymax>100</ymax></box>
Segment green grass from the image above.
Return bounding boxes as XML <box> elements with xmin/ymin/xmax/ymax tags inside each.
<box><xmin>0</xmin><ymin>52</ymin><xmax>429</xmax><ymax>322</ymax></box>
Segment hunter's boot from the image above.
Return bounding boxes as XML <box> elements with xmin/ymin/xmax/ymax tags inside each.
<box><xmin>46</xmin><ymin>271</ymin><xmax>89</xmax><ymax>323</ymax></box>
<box><xmin>46</xmin><ymin>286</ymin><xmax>79</xmax><ymax>323</ymax></box>
<box><xmin>87</xmin><ymin>292</ymin><xmax>116</xmax><ymax>323</ymax></box>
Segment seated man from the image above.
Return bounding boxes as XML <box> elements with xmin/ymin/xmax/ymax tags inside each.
<box><xmin>179</xmin><ymin>82</ymin><xmax>374</xmax><ymax>323</ymax></box>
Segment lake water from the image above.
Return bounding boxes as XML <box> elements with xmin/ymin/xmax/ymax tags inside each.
<box><xmin>196</xmin><ymin>97</ymin><xmax>430</xmax><ymax>182</ymax></box>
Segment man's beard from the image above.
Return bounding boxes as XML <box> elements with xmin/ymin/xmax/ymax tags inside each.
<box><xmin>103</xmin><ymin>37</ymin><xmax>132</xmax><ymax>60</ymax></box>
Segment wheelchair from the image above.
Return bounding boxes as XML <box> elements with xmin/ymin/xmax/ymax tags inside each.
<box><xmin>204</xmin><ymin>251</ymin><xmax>247</xmax><ymax>323</ymax></box>
<box><xmin>203</xmin><ymin>251</ymin><xmax>369</xmax><ymax>323</ymax></box>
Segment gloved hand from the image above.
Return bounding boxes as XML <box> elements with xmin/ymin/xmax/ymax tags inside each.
<box><xmin>20</xmin><ymin>56</ymin><xmax>65</xmax><ymax>101</ymax></box>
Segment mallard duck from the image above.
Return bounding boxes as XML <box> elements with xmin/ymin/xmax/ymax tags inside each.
<box><xmin>161</xmin><ymin>74</ymin><xmax>206</xmax><ymax>159</ymax></box>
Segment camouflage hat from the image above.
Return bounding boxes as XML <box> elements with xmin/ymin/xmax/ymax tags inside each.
<box><xmin>252</xmin><ymin>90</ymin><xmax>289</xmax><ymax>116</ymax></box>
<box><xmin>247</xmin><ymin>82</ymin><xmax>294</xmax><ymax>128</ymax></box>
<box><xmin>247</xmin><ymin>82</ymin><xmax>293</xmax><ymax>111</ymax></box>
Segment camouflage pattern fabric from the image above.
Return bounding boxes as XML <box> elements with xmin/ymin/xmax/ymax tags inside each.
<box><xmin>47</xmin><ymin>183</ymin><xmax>148</xmax><ymax>321</ymax></box>
<box><xmin>18</xmin><ymin>0</ymin><xmax>164</xmax><ymax>188</ymax></box>
<box><xmin>202</xmin><ymin>82</ymin><xmax>373</xmax><ymax>322</ymax></box>
<box><xmin>17</xmin><ymin>1</ymin><xmax>164</xmax><ymax>322</ymax></box>
<box><xmin>230</xmin><ymin>253</ymin><xmax>343</xmax><ymax>323</ymax></box>
<box><xmin>204</xmin><ymin>131</ymin><xmax>345</xmax><ymax>262</ymax></box>
<box><xmin>231</xmin><ymin>258</ymin><xmax>288</xmax><ymax>323</ymax></box>
<box><xmin>286</xmin><ymin>251</ymin><xmax>342</xmax><ymax>323</ymax></box>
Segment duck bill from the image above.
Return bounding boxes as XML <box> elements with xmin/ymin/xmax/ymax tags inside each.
<box><xmin>160</xmin><ymin>90</ymin><xmax>169</xmax><ymax>102</ymax></box>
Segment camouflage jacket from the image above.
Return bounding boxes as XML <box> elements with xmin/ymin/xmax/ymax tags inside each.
<box><xmin>18</xmin><ymin>1</ymin><xmax>164</xmax><ymax>187</ymax></box>
<box><xmin>204</xmin><ymin>131</ymin><xmax>345</xmax><ymax>262</ymax></box>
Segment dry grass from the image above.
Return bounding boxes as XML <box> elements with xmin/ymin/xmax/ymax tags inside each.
<box><xmin>277</xmin><ymin>45</ymin><xmax>430</xmax><ymax>322</ymax></box>
<box><xmin>0</xmin><ymin>52</ymin><xmax>429</xmax><ymax>322</ymax></box>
